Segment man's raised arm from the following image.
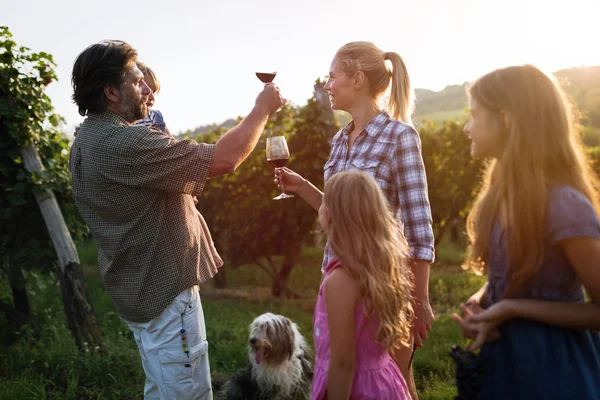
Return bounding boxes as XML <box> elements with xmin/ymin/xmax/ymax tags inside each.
<box><xmin>209</xmin><ymin>83</ymin><xmax>285</xmax><ymax>177</ymax></box>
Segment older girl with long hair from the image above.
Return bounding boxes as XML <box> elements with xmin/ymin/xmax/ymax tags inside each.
<box><xmin>453</xmin><ymin>64</ymin><xmax>600</xmax><ymax>399</ymax></box>
<box><xmin>276</xmin><ymin>41</ymin><xmax>434</xmax><ymax>399</ymax></box>
<box><xmin>313</xmin><ymin>170</ymin><xmax>413</xmax><ymax>399</ymax></box>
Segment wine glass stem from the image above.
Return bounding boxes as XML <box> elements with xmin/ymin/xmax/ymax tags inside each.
<box><xmin>277</xmin><ymin>168</ymin><xmax>288</xmax><ymax>195</ymax></box>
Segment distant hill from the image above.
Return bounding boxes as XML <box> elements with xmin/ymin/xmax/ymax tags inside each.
<box><xmin>414</xmin><ymin>84</ymin><xmax>468</xmax><ymax>123</ymax></box>
<box><xmin>555</xmin><ymin>66</ymin><xmax>600</xmax><ymax>127</ymax></box>
<box><xmin>413</xmin><ymin>66</ymin><xmax>600</xmax><ymax>126</ymax></box>
<box><xmin>178</xmin><ymin>66</ymin><xmax>600</xmax><ymax>138</ymax></box>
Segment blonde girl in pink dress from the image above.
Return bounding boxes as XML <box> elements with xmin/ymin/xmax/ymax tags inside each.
<box><xmin>312</xmin><ymin>170</ymin><xmax>413</xmax><ymax>400</ymax></box>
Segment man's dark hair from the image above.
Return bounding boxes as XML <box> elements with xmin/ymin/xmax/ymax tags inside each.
<box><xmin>71</xmin><ymin>40</ymin><xmax>137</xmax><ymax>116</ymax></box>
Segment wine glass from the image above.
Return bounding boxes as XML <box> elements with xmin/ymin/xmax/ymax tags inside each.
<box><xmin>266</xmin><ymin>136</ymin><xmax>294</xmax><ymax>200</ymax></box>
<box><xmin>256</xmin><ymin>71</ymin><xmax>284</xmax><ymax>115</ymax></box>
<box><xmin>256</xmin><ymin>71</ymin><xmax>277</xmax><ymax>83</ymax></box>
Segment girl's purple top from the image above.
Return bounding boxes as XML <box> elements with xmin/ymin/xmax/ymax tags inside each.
<box><xmin>478</xmin><ymin>185</ymin><xmax>600</xmax><ymax>399</ymax></box>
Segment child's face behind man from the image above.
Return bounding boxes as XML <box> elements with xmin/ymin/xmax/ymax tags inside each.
<box><xmin>144</xmin><ymin>73</ymin><xmax>156</xmax><ymax>108</ymax></box>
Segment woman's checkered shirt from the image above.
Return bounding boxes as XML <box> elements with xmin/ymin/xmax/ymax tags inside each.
<box><xmin>321</xmin><ymin>111</ymin><xmax>435</xmax><ymax>271</ymax></box>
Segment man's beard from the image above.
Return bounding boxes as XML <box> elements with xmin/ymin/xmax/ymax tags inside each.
<box><xmin>119</xmin><ymin>89</ymin><xmax>148</xmax><ymax>123</ymax></box>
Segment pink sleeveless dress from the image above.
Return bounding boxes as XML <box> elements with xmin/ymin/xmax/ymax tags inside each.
<box><xmin>312</xmin><ymin>259</ymin><xmax>411</xmax><ymax>400</ymax></box>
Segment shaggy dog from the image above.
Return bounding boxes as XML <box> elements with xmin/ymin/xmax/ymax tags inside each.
<box><xmin>219</xmin><ymin>313</ymin><xmax>313</xmax><ymax>400</ymax></box>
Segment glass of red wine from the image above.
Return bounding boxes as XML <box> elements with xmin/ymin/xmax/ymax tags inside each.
<box><xmin>266</xmin><ymin>136</ymin><xmax>294</xmax><ymax>200</ymax></box>
<box><xmin>256</xmin><ymin>71</ymin><xmax>277</xmax><ymax>83</ymax></box>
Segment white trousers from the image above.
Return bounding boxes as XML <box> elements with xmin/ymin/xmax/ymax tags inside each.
<box><xmin>123</xmin><ymin>286</ymin><xmax>212</xmax><ymax>400</ymax></box>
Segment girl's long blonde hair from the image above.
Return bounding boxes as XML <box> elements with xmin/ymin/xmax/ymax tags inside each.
<box><xmin>466</xmin><ymin>64</ymin><xmax>600</xmax><ymax>295</ymax></box>
<box><xmin>324</xmin><ymin>171</ymin><xmax>413</xmax><ymax>349</ymax></box>
<box><xmin>335</xmin><ymin>41</ymin><xmax>414</xmax><ymax>126</ymax></box>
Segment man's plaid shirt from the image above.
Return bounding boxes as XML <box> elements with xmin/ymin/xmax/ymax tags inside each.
<box><xmin>322</xmin><ymin>111</ymin><xmax>435</xmax><ymax>270</ymax></box>
<box><xmin>70</xmin><ymin>111</ymin><xmax>217</xmax><ymax>322</ymax></box>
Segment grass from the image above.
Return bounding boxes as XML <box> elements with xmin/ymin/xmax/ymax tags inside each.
<box><xmin>0</xmin><ymin>241</ymin><xmax>485</xmax><ymax>399</ymax></box>
<box><xmin>435</xmin><ymin>235</ymin><xmax>468</xmax><ymax>268</ymax></box>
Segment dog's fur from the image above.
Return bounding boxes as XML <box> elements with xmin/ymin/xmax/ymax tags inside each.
<box><xmin>218</xmin><ymin>313</ymin><xmax>313</xmax><ymax>400</ymax></box>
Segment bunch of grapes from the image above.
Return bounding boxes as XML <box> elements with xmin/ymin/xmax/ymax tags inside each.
<box><xmin>450</xmin><ymin>346</ymin><xmax>487</xmax><ymax>400</ymax></box>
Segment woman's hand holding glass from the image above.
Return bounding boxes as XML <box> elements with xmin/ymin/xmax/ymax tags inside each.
<box><xmin>274</xmin><ymin>167</ymin><xmax>306</xmax><ymax>194</ymax></box>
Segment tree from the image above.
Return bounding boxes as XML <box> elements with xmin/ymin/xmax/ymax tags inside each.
<box><xmin>0</xmin><ymin>26</ymin><xmax>103</xmax><ymax>349</ymax></box>
<box><xmin>419</xmin><ymin>117</ymin><xmax>485</xmax><ymax>247</ymax></box>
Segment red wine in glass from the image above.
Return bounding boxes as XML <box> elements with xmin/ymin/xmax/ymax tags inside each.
<box><xmin>266</xmin><ymin>136</ymin><xmax>293</xmax><ymax>200</ymax></box>
<box><xmin>256</xmin><ymin>72</ymin><xmax>277</xmax><ymax>83</ymax></box>
<box><xmin>268</xmin><ymin>158</ymin><xmax>288</xmax><ymax>168</ymax></box>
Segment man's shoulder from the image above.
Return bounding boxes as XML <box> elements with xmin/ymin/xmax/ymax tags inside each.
<box><xmin>90</xmin><ymin>119</ymin><xmax>149</xmax><ymax>136</ymax></box>
<box><xmin>80</xmin><ymin>118</ymin><xmax>155</xmax><ymax>150</ymax></box>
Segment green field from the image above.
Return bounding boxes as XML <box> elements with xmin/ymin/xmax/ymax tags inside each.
<box><xmin>0</xmin><ymin>241</ymin><xmax>485</xmax><ymax>399</ymax></box>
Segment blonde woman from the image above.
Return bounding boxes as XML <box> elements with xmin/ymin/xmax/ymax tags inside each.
<box><xmin>453</xmin><ymin>65</ymin><xmax>600</xmax><ymax>399</ymax></box>
<box><xmin>275</xmin><ymin>41</ymin><xmax>434</xmax><ymax>399</ymax></box>
<box><xmin>313</xmin><ymin>170</ymin><xmax>413</xmax><ymax>399</ymax></box>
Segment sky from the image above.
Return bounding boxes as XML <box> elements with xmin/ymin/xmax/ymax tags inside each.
<box><xmin>3</xmin><ymin>0</ymin><xmax>599</xmax><ymax>135</ymax></box>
